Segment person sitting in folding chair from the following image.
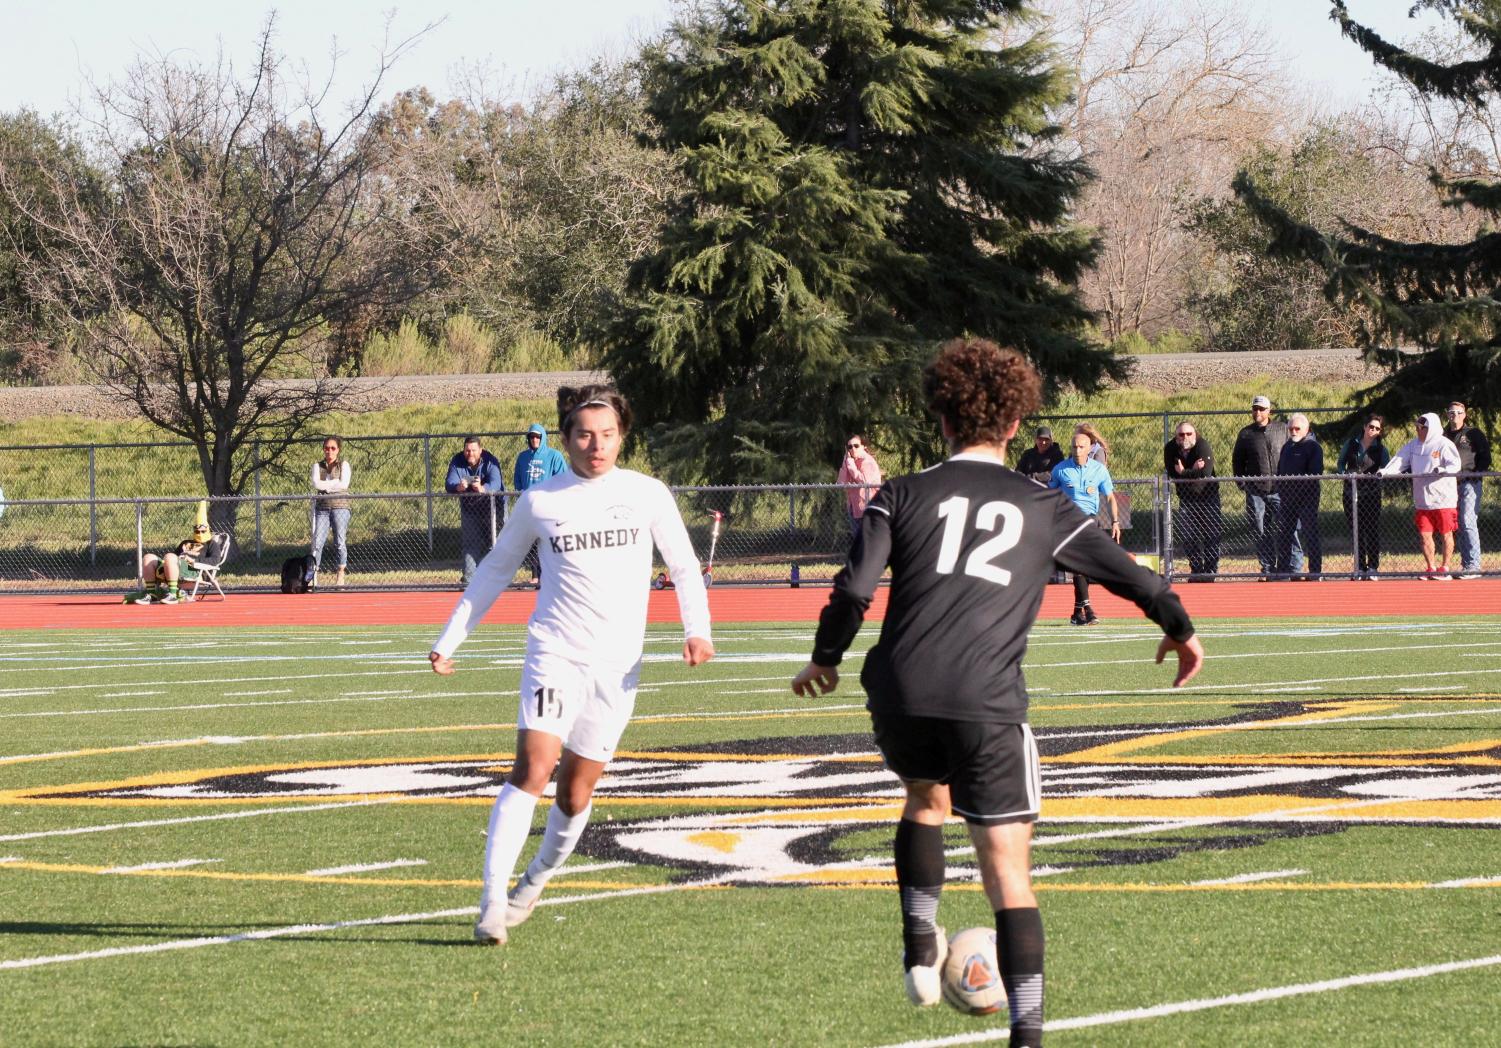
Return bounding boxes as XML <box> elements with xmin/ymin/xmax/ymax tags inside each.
<box><xmin>126</xmin><ymin>512</ymin><xmax>228</xmax><ymax>605</ymax></box>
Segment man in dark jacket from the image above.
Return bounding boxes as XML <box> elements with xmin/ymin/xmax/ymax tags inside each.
<box><xmin>1164</xmin><ymin>420</ymin><xmax>1221</xmax><ymax>579</ymax></box>
<box><xmin>1444</xmin><ymin>402</ymin><xmax>1491</xmax><ymax>578</ymax></box>
<box><xmin>1232</xmin><ymin>395</ymin><xmax>1295</xmax><ymax>578</ymax></box>
<box><xmin>1015</xmin><ymin>426</ymin><xmax>1064</xmax><ymax>484</ymax></box>
<box><xmin>1276</xmin><ymin>413</ymin><xmax>1323</xmax><ymax>579</ymax></box>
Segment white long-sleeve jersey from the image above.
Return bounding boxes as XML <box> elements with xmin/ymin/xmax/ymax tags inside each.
<box><xmin>432</xmin><ymin>467</ymin><xmax>711</xmax><ymax>670</ymax></box>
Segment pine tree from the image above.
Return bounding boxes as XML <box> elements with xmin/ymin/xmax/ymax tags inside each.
<box><xmin>1233</xmin><ymin>0</ymin><xmax>1501</xmax><ymax>429</ymax></box>
<box><xmin>601</xmin><ymin>0</ymin><xmax>1117</xmax><ymax>483</ymax></box>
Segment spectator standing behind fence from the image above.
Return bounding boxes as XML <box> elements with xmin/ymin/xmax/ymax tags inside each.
<box><xmin>1380</xmin><ymin>412</ymin><xmax>1462</xmax><ymax>580</ymax></box>
<box><xmin>1074</xmin><ymin>422</ymin><xmax>1109</xmax><ymax>464</ymax></box>
<box><xmin>447</xmin><ymin>436</ymin><xmax>505</xmax><ymax>586</ymax></box>
<box><xmin>1276</xmin><ymin>414</ymin><xmax>1323</xmax><ymax>580</ymax></box>
<box><xmin>1164</xmin><ymin>421</ymin><xmax>1221</xmax><ymax>580</ymax></box>
<box><xmin>838</xmin><ymin>435</ymin><xmax>883</xmax><ymax>537</ymax></box>
<box><xmin>1444</xmin><ymin>402</ymin><xmax>1491</xmax><ymax>578</ymax></box>
<box><xmin>513</xmin><ymin>423</ymin><xmax>568</xmax><ymax>586</ymax></box>
<box><xmin>1337</xmin><ymin>416</ymin><xmax>1389</xmax><ymax>580</ymax></box>
<box><xmin>1051</xmin><ymin>432</ymin><xmax>1121</xmax><ymax>623</ymax></box>
<box><xmin>1233</xmin><ymin>395</ymin><xmax>1293</xmax><ymax>579</ymax></box>
<box><xmin>1015</xmin><ymin>426</ymin><xmax>1063</xmax><ymax>483</ymax></box>
<box><xmin>310</xmin><ymin>436</ymin><xmax>351</xmax><ymax>588</ymax></box>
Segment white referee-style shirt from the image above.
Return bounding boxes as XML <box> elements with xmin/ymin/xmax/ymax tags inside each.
<box><xmin>433</xmin><ymin>467</ymin><xmax>711</xmax><ymax>670</ymax></box>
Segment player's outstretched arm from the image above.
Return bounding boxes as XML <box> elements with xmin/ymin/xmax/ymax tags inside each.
<box><xmin>429</xmin><ymin>651</ymin><xmax>455</xmax><ymax>676</ymax></box>
<box><xmin>791</xmin><ymin>662</ymin><xmax>839</xmax><ymax>697</ymax></box>
<box><xmin>1155</xmin><ymin>634</ymin><xmax>1204</xmax><ymax>688</ymax></box>
<box><xmin>683</xmin><ymin>636</ymin><xmax>714</xmax><ymax>666</ymax></box>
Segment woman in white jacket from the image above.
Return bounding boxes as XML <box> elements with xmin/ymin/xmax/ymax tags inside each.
<box><xmin>1380</xmin><ymin>412</ymin><xmax>1461</xmax><ymax>579</ymax></box>
<box><xmin>310</xmin><ymin>436</ymin><xmax>352</xmax><ymax>587</ymax></box>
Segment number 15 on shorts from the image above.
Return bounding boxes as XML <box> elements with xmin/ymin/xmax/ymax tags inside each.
<box><xmin>534</xmin><ymin>686</ymin><xmax>564</xmax><ymax>720</ymax></box>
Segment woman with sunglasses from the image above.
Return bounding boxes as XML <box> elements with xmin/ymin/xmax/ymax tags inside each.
<box><xmin>310</xmin><ymin>435</ymin><xmax>352</xmax><ymax>587</ymax></box>
<box><xmin>1337</xmin><ymin>416</ymin><xmax>1390</xmax><ymax>579</ymax></box>
<box><xmin>838</xmin><ymin>434</ymin><xmax>884</xmax><ymax>539</ymax></box>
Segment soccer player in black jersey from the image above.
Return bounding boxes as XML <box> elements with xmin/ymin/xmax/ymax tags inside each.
<box><xmin>792</xmin><ymin>339</ymin><xmax>1203</xmax><ymax>1047</ymax></box>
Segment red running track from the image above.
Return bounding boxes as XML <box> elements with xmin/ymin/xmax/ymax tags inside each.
<box><xmin>0</xmin><ymin>578</ymin><xmax>1497</xmax><ymax>630</ymax></box>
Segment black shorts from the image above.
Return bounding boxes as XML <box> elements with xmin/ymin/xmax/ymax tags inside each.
<box><xmin>870</xmin><ymin>710</ymin><xmax>1041</xmax><ymax>826</ymax></box>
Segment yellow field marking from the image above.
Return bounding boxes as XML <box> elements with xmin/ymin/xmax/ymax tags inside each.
<box><xmin>685</xmin><ymin>831</ymin><xmax>742</xmax><ymax>854</ymax></box>
<box><xmin>1041</xmin><ymin>795</ymin><xmax>1501</xmax><ymax>822</ymax></box>
<box><xmin>805</xmin><ymin>879</ymin><xmax>1501</xmax><ymax>893</ymax></box>
<box><xmin>5</xmin><ymin>857</ymin><xmax>1495</xmax><ymax>895</ymax></box>
<box><xmin>1053</xmin><ymin>700</ymin><xmax>1398</xmax><ymax>764</ymax></box>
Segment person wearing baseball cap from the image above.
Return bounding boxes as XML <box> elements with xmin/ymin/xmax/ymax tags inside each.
<box><xmin>1232</xmin><ymin>395</ymin><xmax>1295</xmax><ymax>578</ymax></box>
<box><xmin>1016</xmin><ymin>425</ymin><xmax>1063</xmax><ymax>484</ymax></box>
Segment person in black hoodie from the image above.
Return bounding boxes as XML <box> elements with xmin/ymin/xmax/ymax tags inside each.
<box><xmin>1164</xmin><ymin>420</ymin><xmax>1221</xmax><ymax>578</ymax></box>
<box><xmin>1232</xmin><ymin>395</ymin><xmax>1295</xmax><ymax>578</ymax></box>
<box><xmin>1337</xmin><ymin>415</ymin><xmax>1389</xmax><ymax>579</ymax></box>
<box><xmin>1276</xmin><ymin>413</ymin><xmax>1323</xmax><ymax>578</ymax></box>
<box><xmin>1015</xmin><ymin>426</ymin><xmax>1064</xmax><ymax>483</ymax></box>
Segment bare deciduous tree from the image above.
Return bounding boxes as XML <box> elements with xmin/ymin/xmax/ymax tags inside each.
<box><xmin>0</xmin><ymin>18</ymin><xmax>436</xmax><ymax>519</ymax></box>
<box><xmin>1018</xmin><ymin>0</ymin><xmax>1289</xmax><ymax>341</ymax></box>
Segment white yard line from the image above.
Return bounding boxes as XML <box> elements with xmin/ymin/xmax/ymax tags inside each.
<box><xmin>304</xmin><ymin>859</ymin><xmax>428</xmax><ymax>877</ymax></box>
<box><xmin>873</xmin><ymin>953</ymin><xmax>1501</xmax><ymax>1048</ymax></box>
<box><xmin>101</xmin><ymin>859</ymin><xmax>220</xmax><ymax>874</ymax></box>
<box><xmin>0</xmin><ymin>878</ymin><xmax>721</xmax><ymax>971</ymax></box>
<box><xmin>1191</xmin><ymin>869</ymin><xmax>1308</xmax><ymax>886</ymax></box>
<box><xmin>0</xmin><ymin>797</ymin><xmax>407</xmax><ymax>843</ymax></box>
<box><xmin>1430</xmin><ymin>874</ymin><xmax>1501</xmax><ymax>888</ymax></box>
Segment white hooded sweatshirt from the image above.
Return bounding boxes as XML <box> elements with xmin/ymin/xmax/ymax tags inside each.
<box><xmin>1379</xmin><ymin>411</ymin><xmax>1461</xmax><ymax>509</ymax></box>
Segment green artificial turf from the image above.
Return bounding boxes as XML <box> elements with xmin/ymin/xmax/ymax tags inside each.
<box><xmin>2</xmin><ymin>617</ymin><xmax>1499</xmax><ymax>1046</ymax></box>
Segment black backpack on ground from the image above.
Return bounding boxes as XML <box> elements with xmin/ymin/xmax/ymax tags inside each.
<box><xmin>280</xmin><ymin>555</ymin><xmax>316</xmax><ymax>594</ymax></box>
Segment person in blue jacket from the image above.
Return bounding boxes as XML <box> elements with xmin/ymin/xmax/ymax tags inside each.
<box><xmin>446</xmin><ymin>436</ymin><xmax>505</xmax><ymax>585</ymax></box>
<box><xmin>512</xmin><ymin>423</ymin><xmax>568</xmax><ymax>585</ymax></box>
<box><xmin>1050</xmin><ymin>432</ymin><xmax>1121</xmax><ymax>624</ymax></box>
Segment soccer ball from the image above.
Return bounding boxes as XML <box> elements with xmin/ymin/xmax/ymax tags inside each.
<box><xmin>941</xmin><ymin>927</ymin><xmax>1006</xmax><ymax>1016</ymax></box>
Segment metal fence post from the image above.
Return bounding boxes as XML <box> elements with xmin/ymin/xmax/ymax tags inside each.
<box><xmin>1161</xmin><ymin>476</ymin><xmax>1173</xmax><ymax>578</ymax></box>
<box><xmin>424</xmin><ymin>435</ymin><xmax>434</xmax><ymax>554</ymax></box>
<box><xmin>1349</xmin><ymin>475</ymin><xmax>1360</xmax><ymax>580</ymax></box>
<box><xmin>135</xmin><ymin>499</ymin><xmax>144</xmax><ymax>578</ymax></box>
<box><xmin>253</xmin><ymin>441</ymin><xmax>263</xmax><ymax>559</ymax></box>
<box><xmin>88</xmin><ymin>446</ymin><xmax>97</xmax><ymax>567</ymax></box>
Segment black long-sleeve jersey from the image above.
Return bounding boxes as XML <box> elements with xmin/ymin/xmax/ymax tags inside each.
<box><xmin>810</xmin><ymin>454</ymin><xmax>1195</xmax><ymax>723</ymax></box>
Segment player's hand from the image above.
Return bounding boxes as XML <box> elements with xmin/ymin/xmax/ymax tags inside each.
<box><xmin>1110</xmin><ymin>522</ymin><xmax>1121</xmax><ymax>540</ymax></box>
<box><xmin>429</xmin><ymin>651</ymin><xmax>454</xmax><ymax>675</ymax></box>
<box><xmin>1155</xmin><ymin>634</ymin><xmax>1204</xmax><ymax>688</ymax></box>
<box><xmin>792</xmin><ymin>662</ymin><xmax>838</xmax><ymax>697</ymax></box>
<box><xmin>683</xmin><ymin>636</ymin><xmax>714</xmax><ymax>666</ymax></box>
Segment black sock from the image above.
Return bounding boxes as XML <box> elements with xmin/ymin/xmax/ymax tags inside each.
<box><xmin>997</xmin><ymin>906</ymin><xmax>1044</xmax><ymax>1046</ymax></box>
<box><xmin>894</xmin><ymin>819</ymin><xmax>945</xmax><ymax>968</ymax></box>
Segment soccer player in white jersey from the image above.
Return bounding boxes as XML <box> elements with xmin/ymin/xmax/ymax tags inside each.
<box><xmin>430</xmin><ymin>384</ymin><xmax>714</xmax><ymax>944</ymax></box>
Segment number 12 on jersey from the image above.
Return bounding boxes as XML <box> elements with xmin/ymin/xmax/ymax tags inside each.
<box><xmin>935</xmin><ymin>496</ymin><xmax>1023</xmax><ymax>584</ymax></box>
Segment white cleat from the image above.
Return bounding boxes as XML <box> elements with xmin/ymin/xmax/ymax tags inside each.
<box><xmin>473</xmin><ymin>904</ymin><xmax>508</xmax><ymax>945</ymax></box>
<box><xmin>903</xmin><ymin>926</ymin><xmax>948</xmax><ymax>1007</ymax></box>
<box><xmin>505</xmin><ymin>891</ymin><xmax>537</xmax><ymax>928</ymax></box>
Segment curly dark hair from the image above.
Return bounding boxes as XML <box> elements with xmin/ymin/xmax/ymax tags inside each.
<box><xmin>557</xmin><ymin>384</ymin><xmax>633</xmax><ymax>438</ymax></box>
<box><xmin>922</xmin><ymin>338</ymin><xmax>1043</xmax><ymax>447</ymax></box>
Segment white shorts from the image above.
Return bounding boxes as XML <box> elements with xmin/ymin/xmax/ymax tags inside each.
<box><xmin>518</xmin><ymin>651</ymin><xmax>640</xmax><ymax>763</ymax></box>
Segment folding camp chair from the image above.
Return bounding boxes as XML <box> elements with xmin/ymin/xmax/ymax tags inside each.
<box><xmin>186</xmin><ymin>532</ymin><xmax>231</xmax><ymax>602</ymax></box>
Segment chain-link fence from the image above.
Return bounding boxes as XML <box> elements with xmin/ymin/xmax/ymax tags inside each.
<box><xmin>0</xmin><ymin>430</ymin><xmax>534</xmax><ymax>503</ymax></box>
<box><xmin>2</xmin><ymin>473</ymin><xmax>1496</xmax><ymax>594</ymax></box>
<box><xmin>0</xmin><ymin>408</ymin><xmax>1376</xmax><ymax>503</ymax></box>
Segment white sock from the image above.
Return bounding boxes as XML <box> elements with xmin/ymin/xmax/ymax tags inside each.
<box><xmin>479</xmin><ymin>783</ymin><xmax>540</xmax><ymax>912</ymax></box>
<box><xmin>512</xmin><ymin>802</ymin><xmax>593</xmax><ymax>907</ymax></box>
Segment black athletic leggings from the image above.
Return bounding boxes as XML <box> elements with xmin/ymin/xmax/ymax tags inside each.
<box><xmin>1073</xmin><ymin>573</ymin><xmax>1089</xmax><ymax>604</ymax></box>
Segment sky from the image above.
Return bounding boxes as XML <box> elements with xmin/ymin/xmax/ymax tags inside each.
<box><xmin>0</xmin><ymin>1</ymin><xmax>1446</xmax><ymax>119</ymax></box>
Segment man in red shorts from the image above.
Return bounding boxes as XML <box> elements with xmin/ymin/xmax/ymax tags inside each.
<box><xmin>1380</xmin><ymin>412</ymin><xmax>1462</xmax><ymax>579</ymax></box>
